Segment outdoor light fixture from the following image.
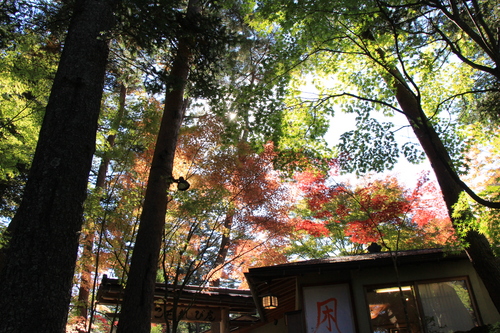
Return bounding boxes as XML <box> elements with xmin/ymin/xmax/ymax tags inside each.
<box><xmin>171</xmin><ymin>177</ymin><xmax>190</xmax><ymax>191</ymax></box>
<box><xmin>262</xmin><ymin>293</ymin><xmax>279</xmax><ymax>309</ymax></box>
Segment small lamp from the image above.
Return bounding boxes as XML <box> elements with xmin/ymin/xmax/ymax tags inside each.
<box><xmin>262</xmin><ymin>293</ymin><xmax>279</xmax><ymax>309</ymax></box>
<box><xmin>171</xmin><ymin>177</ymin><xmax>190</xmax><ymax>191</ymax></box>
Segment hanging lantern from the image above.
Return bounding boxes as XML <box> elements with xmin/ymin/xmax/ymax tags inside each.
<box><xmin>262</xmin><ymin>293</ymin><xmax>279</xmax><ymax>309</ymax></box>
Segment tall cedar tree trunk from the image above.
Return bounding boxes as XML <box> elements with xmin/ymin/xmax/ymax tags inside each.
<box><xmin>0</xmin><ymin>0</ymin><xmax>116</xmax><ymax>332</ymax></box>
<box><xmin>77</xmin><ymin>83</ymin><xmax>127</xmax><ymax>321</ymax></box>
<box><xmin>210</xmin><ymin>213</ymin><xmax>234</xmax><ymax>287</ymax></box>
<box><xmin>116</xmin><ymin>2</ymin><xmax>198</xmax><ymax>331</ymax></box>
<box><xmin>390</xmin><ymin>68</ymin><xmax>500</xmax><ymax>312</ymax></box>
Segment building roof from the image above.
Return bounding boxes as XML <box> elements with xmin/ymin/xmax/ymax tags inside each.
<box><xmin>97</xmin><ymin>276</ymin><xmax>259</xmax><ymax>330</ymax></box>
<box><xmin>246</xmin><ymin>248</ymin><xmax>466</xmax><ymax>281</ymax></box>
<box><xmin>97</xmin><ymin>276</ymin><xmax>256</xmax><ymax>314</ymax></box>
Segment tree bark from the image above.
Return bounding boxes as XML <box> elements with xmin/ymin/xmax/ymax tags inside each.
<box><xmin>0</xmin><ymin>0</ymin><xmax>116</xmax><ymax>332</ymax></box>
<box><xmin>116</xmin><ymin>2</ymin><xmax>198</xmax><ymax>331</ymax></box>
<box><xmin>390</xmin><ymin>69</ymin><xmax>500</xmax><ymax>312</ymax></box>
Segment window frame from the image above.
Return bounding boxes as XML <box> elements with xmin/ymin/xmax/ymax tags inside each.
<box><xmin>364</xmin><ymin>276</ymin><xmax>482</xmax><ymax>333</ymax></box>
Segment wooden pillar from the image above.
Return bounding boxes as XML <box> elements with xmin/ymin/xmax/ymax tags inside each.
<box><xmin>211</xmin><ymin>308</ymin><xmax>230</xmax><ymax>333</ymax></box>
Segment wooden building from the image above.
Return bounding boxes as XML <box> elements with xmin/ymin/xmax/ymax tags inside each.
<box><xmin>97</xmin><ymin>248</ymin><xmax>500</xmax><ymax>332</ymax></box>
<box><xmin>244</xmin><ymin>248</ymin><xmax>500</xmax><ymax>333</ymax></box>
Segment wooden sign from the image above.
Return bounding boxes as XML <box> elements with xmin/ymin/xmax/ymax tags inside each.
<box><xmin>152</xmin><ymin>304</ymin><xmax>221</xmax><ymax>323</ymax></box>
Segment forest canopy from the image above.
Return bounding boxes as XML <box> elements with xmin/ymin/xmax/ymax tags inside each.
<box><xmin>0</xmin><ymin>0</ymin><xmax>499</xmax><ymax>332</ymax></box>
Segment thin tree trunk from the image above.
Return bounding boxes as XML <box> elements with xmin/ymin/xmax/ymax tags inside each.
<box><xmin>77</xmin><ymin>83</ymin><xmax>127</xmax><ymax>322</ymax></box>
<box><xmin>116</xmin><ymin>2</ymin><xmax>198</xmax><ymax>331</ymax></box>
<box><xmin>390</xmin><ymin>67</ymin><xmax>500</xmax><ymax>312</ymax></box>
<box><xmin>0</xmin><ymin>0</ymin><xmax>116</xmax><ymax>332</ymax></box>
<box><xmin>210</xmin><ymin>213</ymin><xmax>234</xmax><ymax>287</ymax></box>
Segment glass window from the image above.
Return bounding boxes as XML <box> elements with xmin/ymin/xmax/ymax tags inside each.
<box><xmin>366</xmin><ymin>285</ymin><xmax>422</xmax><ymax>333</ymax></box>
<box><xmin>417</xmin><ymin>280</ymin><xmax>479</xmax><ymax>333</ymax></box>
<box><xmin>366</xmin><ymin>279</ymin><xmax>479</xmax><ymax>333</ymax></box>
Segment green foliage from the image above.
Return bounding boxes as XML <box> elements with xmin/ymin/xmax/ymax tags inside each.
<box><xmin>0</xmin><ymin>224</ymin><xmax>9</xmax><ymax>249</ymax></box>
<box><xmin>463</xmin><ymin>81</ymin><xmax>500</xmax><ymax>128</ymax></box>
<box><xmin>0</xmin><ymin>31</ymin><xmax>59</xmax><ymax>217</ymax></box>
<box><xmin>286</xmin><ymin>227</ymin><xmax>365</xmax><ymax>259</ymax></box>
<box><xmin>250</xmin><ymin>0</ymin><xmax>494</xmax><ymax>179</ymax></box>
<box><xmin>401</xmin><ymin>142</ymin><xmax>426</xmax><ymax>164</ymax></box>
<box><xmin>151</xmin><ymin>323</ymin><xmax>165</xmax><ymax>333</ymax></box>
<box><xmin>116</xmin><ymin>0</ymin><xmax>237</xmax><ymax>100</ymax></box>
<box><xmin>0</xmin><ymin>172</ymin><xmax>28</xmax><ymax>219</ymax></box>
<box><xmin>5</xmin><ymin>0</ymin><xmax>495</xmax><ymax>328</ymax></box>
<box><xmin>490</xmin><ymin>322</ymin><xmax>500</xmax><ymax>333</ymax></box>
<box><xmin>0</xmin><ymin>32</ymin><xmax>57</xmax><ymax>177</ymax></box>
<box><xmin>338</xmin><ymin>118</ymin><xmax>398</xmax><ymax>174</ymax></box>
<box><xmin>453</xmin><ymin>184</ymin><xmax>500</xmax><ymax>256</ymax></box>
<box><xmin>205</xmin><ymin>4</ymin><xmax>336</xmax><ymax>173</ymax></box>
<box><xmin>0</xmin><ymin>0</ymin><xmax>66</xmax><ymax>47</ymax></box>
